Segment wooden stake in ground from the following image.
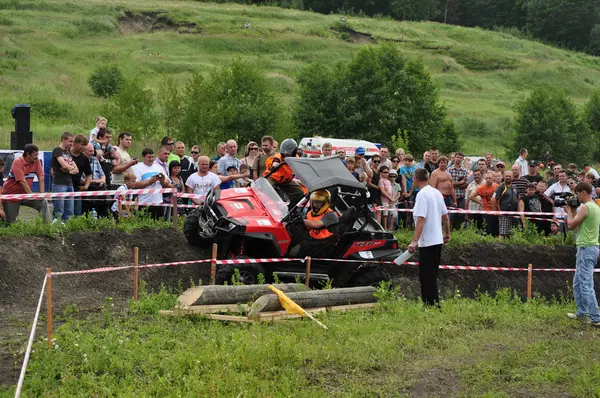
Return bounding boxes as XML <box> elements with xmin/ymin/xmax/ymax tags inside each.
<box><xmin>267</xmin><ymin>285</ymin><xmax>328</xmax><ymax>330</ymax></box>
<box><xmin>527</xmin><ymin>263</ymin><xmax>533</xmax><ymax>300</ymax></box>
<box><xmin>171</xmin><ymin>193</ymin><xmax>178</xmax><ymax>230</ymax></box>
<box><xmin>210</xmin><ymin>243</ymin><xmax>218</xmax><ymax>285</ymax></box>
<box><xmin>305</xmin><ymin>256</ymin><xmax>311</xmax><ymax>288</ymax></box>
<box><xmin>133</xmin><ymin>247</ymin><xmax>139</xmax><ymax>301</ymax></box>
<box><xmin>46</xmin><ymin>268</ymin><xmax>52</xmax><ymax>348</ymax></box>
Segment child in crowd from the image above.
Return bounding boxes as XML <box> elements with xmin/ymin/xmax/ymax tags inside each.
<box><xmin>236</xmin><ymin>164</ymin><xmax>251</xmax><ymax>188</ymax></box>
<box><xmin>378</xmin><ymin>166</ymin><xmax>394</xmax><ymax>230</ymax></box>
<box><xmin>388</xmin><ymin>169</ymin><xmax>401</xmax><ymax>230</ymax></box>
<box><xmin>111</xmin><ymin>172</ymin><xmax>137</xmax><ymax>220</ymax></box>
<box><xmin>359</xmin><ymin>172</ymin><xmax>368</xmax><ymax>187</ymax></box>
<box><xmin>549</xmin><ymin>221</ymin><xmax>561</xmax><ymax>237</ymax></box>
<box><xmin>346</xmin><ymin>157</ymin><xmax>360</xmax><ymax>181</ymax></box>
<box><xmin>93</xmin><ymin>128</ymin><xmax>120</xmax><ymax>187</ymax></box>
<box><xmin>399</xmin><ymin>155</ymin><xmax>417</xmax><ymax>223</ymax></box>
<box><xmin>220</xmin><ymin>166</ymin><xmax>238</xmax><ymax>190</ymax></box>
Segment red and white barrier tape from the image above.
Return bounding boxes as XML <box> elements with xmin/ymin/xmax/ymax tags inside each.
<box><xmin>1</xmin><ymin>188</ymin><xmax>175</xmax><ymax>201</ymax></box>
<box><xmin>46</xmin><ymin>255</ymin><xmax>598</xmax><ymax>277</ymax></box>
<box><xmin>119</xmin><ymin>201</ymin><xmax>200</xmax><ymax>208</ymax></box>
<box><xmin>373</xmin><ymin>206</ymin><xmax>557</xmax><ymax>218</ymax></box>
<box><xmin>217</xmin><ymin>258</ymin><xmax>300</xmax><ymax>265</ymax></box>
<box><xmin>50</xmin><ymin>259</ymin><xmax>211</xmax><ymax>276</ymax></box>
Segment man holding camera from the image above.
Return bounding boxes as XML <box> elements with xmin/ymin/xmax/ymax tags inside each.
<box><xmin>133</xmin><ymin>148</ymin><xmax>172</xmax><ymax>220</ymax></box>
<box><xmin>564</xmin><ymin>182</ymin><xmax>600</xmax><ymax>327</ymax></box>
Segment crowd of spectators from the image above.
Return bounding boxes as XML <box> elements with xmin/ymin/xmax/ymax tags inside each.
<box><xmin>0</xmin><ymin>116</ymin><xmax>598</xmax><ymax>237</ymax></box>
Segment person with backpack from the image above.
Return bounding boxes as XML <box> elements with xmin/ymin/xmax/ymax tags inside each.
<box><xmin>491</xmin><ymin>170</ymin><xmax>520</xmax><ymax>239</ymax></box>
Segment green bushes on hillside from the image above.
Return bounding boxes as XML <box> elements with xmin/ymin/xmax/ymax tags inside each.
<box><xmin>295</xmin><ymin>45</ymin><xmax>458</xmax><ymax>154</ymax></box>
<box><xmin>512</xmin><ymin>86</ymin><xmax>593</xmax><ymax>165</ymax></box>
<box><xmin>87</xmin><ymin>65</ymin><xmax>125</xmax><ymax>98</ymax></box>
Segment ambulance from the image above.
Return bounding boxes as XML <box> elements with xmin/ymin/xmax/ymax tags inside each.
<box><xmin>299</xmin><ymin>137</ymin><xmax>380</xmax><ymax>158</ymax></box>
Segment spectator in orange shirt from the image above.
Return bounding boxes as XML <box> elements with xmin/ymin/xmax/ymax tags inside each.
<box><xmin>1</xmin><ymin>144</ymin><xmax>50</xmax><ymax>223</ymax></box>
<box><xmin>469</xmin><ymin>171</ymin><xmax>499</xmax><ymax>236</ymax></box>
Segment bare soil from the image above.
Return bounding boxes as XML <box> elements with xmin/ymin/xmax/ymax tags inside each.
<box><xmin>0</xmin><ymin>231</ymin><xmax>591</xmax><ymax>389</ymax></box>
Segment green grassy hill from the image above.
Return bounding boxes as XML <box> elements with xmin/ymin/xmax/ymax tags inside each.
<box><xmin>2</xmin><ymin>0</ymin><xmax>600</xmax><ymax>154</ymax></box>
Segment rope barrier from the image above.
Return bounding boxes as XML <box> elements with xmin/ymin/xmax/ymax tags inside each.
<box><xmin>14</xmin><ymin>275</ymin><xmax>47</xmax><ymax>398</ymax></box>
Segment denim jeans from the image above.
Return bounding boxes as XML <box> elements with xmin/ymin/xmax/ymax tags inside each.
<box><xmin>52</xmin><ymin>184</ymin><xmax>74</xmax><ymax>222</ymax></box>
<box><xmin>574</xmin><ymin>246</ymin><xmax>600</xmax><ymax>323</ymax></box>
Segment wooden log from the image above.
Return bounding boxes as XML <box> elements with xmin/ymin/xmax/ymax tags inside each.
<box><xmin>248</xmin><ymin>286</ymin><xmax>377</xmax><ymax>317</ymax></box>
<box><xmin>159</xmin><ymin>310</ymin><xmax>254</xmax><ymax>323</ymax></box>
<box><xmin>177</xmin><ymin>283</ymin><xmax>308</xmax><ymax>308</ymax></box>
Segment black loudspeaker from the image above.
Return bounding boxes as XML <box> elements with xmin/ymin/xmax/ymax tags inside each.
<box><xmin>11</xmin><ymin>131</ymin><xmax>33</xmax><ymax>150</ymax></box>
<box><xmin>12</xmin><ymin>104</ymin><xmax>31</xmax><ymax>132</ymax></box>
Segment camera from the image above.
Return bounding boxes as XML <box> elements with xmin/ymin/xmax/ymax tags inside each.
<box><xmin>554</xmin><ymin>192</ymin><xmax>579</xmax><ymax>207</ymax></box>
<box><xmin>156</xmin><ymin>173</ymin><xmax>164</xmax><ymax>179</ymax></box>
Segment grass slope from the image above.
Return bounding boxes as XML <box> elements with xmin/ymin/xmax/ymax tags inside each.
<box><xmin>2</xmin><ymin>0</ymin><xmax>600</xmax><ymax>153</ymax></box>
<box><xmin>3</xmin><ymin>288</ymin><xmax>600</xmax><ymax>396</ymax></box>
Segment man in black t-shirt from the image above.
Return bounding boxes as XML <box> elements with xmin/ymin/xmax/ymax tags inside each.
<box><xmin>51</xmin><ymin>132</ymin><xmax>78</xmax><ymax>221</ymax></box>
<box><xmin>519</xmin><ymin>183</ymin><xmax>544</xmax><ymax>234</ymax></box>
<box><xmin>536</xmin><ymin>181</ymin><xmax>554</xmax><ymax>236</ymax></box>
<box><xmin>70</xmin><ymin>134</ymin><xmax>92</xmax><ymax>216</ymax></box>
<box><xmin>524</xmin><ymin>161</ymin><xmax>542</xmax><ymax>184</ymax></box>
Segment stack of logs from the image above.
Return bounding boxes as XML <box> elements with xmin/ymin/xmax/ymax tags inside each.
<box><xmin>160</xmin><ymin>284</ymin><xmax>379</xmax><ymax>323</ymax></box>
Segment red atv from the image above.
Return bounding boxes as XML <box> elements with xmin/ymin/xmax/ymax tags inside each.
<box><xmin>184</xmin><ymin>156</ymin><xmax>401</xmax><ymax>287</ymax></box>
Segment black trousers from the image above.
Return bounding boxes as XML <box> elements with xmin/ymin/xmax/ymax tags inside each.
<box><xmin>485</xmin><ymin>215</ymin><xmax>499</xmax><ymax>237</ymax></box>
<box><xmin>418</xmin><ymin>244</ymin><xmax>442</xmax><ymax>306</ymax></box>
<box><xmin>470</xmin><ymin>214</ymin><xmax>484</xmax><ymax>231</ymax></box>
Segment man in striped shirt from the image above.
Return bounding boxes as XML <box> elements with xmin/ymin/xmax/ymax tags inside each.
<box><xmin>448</xmin><ymin>152</ymin><xmax>468</xmax><ymax>229</ymax></box>
<box><xmin>511</xmin><ymin>164</ymin><xmax>529</xmax><ymax>198</ymax></box>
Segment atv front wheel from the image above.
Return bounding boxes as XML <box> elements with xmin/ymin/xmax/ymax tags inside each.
<box><xmin>349</xmin><ymin>265</ymin><xmax>392</xmax><ymax>287</ymax></box>
<box><xmin>216</xmin><ymin>262</ymin><xmax>266</xmax><ymax>285</ymax></box>
<box><xmin>183</xmin><ymin>208</ymin><xmax>211</xmax><ymax>248</ymax></box>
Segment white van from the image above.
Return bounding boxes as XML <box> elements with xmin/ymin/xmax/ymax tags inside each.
<box><xmin>299</xmin><ymin>137</ymin><xmax>380</xmax><ymax>158</ymax></box>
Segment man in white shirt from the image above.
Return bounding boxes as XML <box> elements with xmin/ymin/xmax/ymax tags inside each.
<box><xmin>133</xmin><ymin>148</ymin><xmax>171</xmax><ymax>219</ymax></box>
<box><xmin>408</xmin><ymin>168</ymin><xmax>451</xmax><ymax>307</ymax></box>
<box><xmin>110</xmin><ymin>132</ymin><xmax>138</xmax><ymax>190</ymax></box>
<box><xmin>186</xmin><ymin>156</ymin><xmax>221</xmax><ymax>205</ymax></box>
<box><xmin>217</xmin><ymin>139</ymin><xmax>242</xmax><ymax>176</ymax></box>
<box><xmin>544</xmin><ymin>169</ymin><xmax>571</xmax><ymax>224</ymax></box>
<box><xmin>514</xmin><ymin>148</ymin><xmax>528</xmax><ymax>177</ymax></box>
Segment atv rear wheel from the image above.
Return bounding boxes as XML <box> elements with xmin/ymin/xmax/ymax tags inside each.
<box><xmin>349</xmin><ymin>265</ymin><xmax>392</xmax><ymax>287</ymax></box>
<box><xmin>216</xmin><ymin>261</ymin><xmax>266</xmax><ymax>285</ymax></box>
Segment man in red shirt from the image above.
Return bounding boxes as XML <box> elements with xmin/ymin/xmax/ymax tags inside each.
<box><xmin>1</xmin><ymin>144</ymin><xmax>50</xmax><ymax>223</ymax></box>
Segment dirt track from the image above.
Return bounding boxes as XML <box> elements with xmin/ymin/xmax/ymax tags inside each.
<box><xmin>0</xmin><ymin>229</ymin><xmax>594</xmax><ymax>387</ymax></box>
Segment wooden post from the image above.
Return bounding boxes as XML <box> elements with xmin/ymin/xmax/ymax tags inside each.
<box><xmin>117</xmin><ymin>197</ymin><xmax>122</xmax><ymax>222</ymax></box>
<box><xmin>171</xmin><ymin>192</ymin><xmax>178</xmax><ymax>230</ymax></box>
<box><xmin>133</xmin><ymin>247</ymin><xmax>139</xmax><ymax>301</ymax></box>
<box><xmin>46</xmin><ymin>268</ymin><xmax>52</xmax><ymax>348</ymax></box>
<box><xmin>527</xmin><ymin>263</ymin><xmax>533</xmax><ymax>300</ymax></box>
<box><xmin>210</xmin><ymin>243</ymin><xmax>218</xmax><ymax>285</ymax></box>
<box><xmin>305</xmin><ymin>257</ymin><xmax>312</xmax><ymax>288</ymax></box>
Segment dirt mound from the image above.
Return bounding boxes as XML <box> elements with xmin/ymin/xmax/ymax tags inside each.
<box><xmin>0</xmin><ymin>229</ymin><xmax>209</xmax><ymax>315</ymax></box>
<box><xmin>118</xmin><ymin>10</ymin><xmax>200</xmax><ymax>35</ymax></box>
<box><xmin>386</xmin><ymin>243</ymin><xmax>585</xmax><ymax>300</ymax></box>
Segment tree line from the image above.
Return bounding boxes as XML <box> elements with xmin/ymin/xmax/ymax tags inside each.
<box><xmin>91</xmin><ymin>44</ymin><xmax>600</xmax><ymax>166</ymax></box>
<box><xmin>243</xmin><ymin>0</ymin><xmax>600</xmax><ymax>56</ymax></box>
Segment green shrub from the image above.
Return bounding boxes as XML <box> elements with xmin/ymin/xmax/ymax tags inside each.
<box><xmin>103</xmin><ymin>78</ymin><xmax>159</xmax><ymax>140</ymax></box>
<box><xmin>457</xmin><ymin>117</ymin><xmax>492</xmax><ymax>138</ymax></box>
<box><xmin>30</xmin><ymin>99</ymin><xmax>74</xmax><ymax>120</ymax></box>
<box><xmin>87</xmin><ymin>65</ymin><xmax>125</xmax><ymax>98</ymax></box>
